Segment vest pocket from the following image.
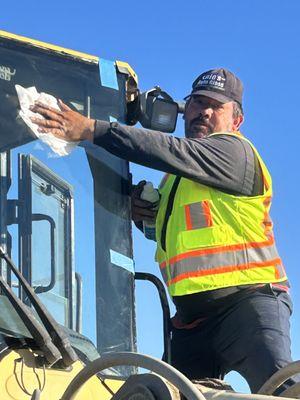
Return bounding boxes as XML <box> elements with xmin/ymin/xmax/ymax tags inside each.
<box><xmin>184</xmin><ymin>201</ymin><xmax>213</xmax><ymax>230</ymax></box>
<box><xmin>180</xmin><ymin>224</ymin><xmax>232</xmax><ymax>249</ymax></box>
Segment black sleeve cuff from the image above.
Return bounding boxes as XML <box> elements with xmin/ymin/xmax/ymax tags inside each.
<box><xmin>93</xmin><ymin>120</ymin><xmax>112</xmax><ymax>141</ymax></box>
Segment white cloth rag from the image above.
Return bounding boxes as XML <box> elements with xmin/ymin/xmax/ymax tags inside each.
<box><xmin>15</xmin><ymin>85</ymin><xmax>79</xmax><ymax>156</ymax></box>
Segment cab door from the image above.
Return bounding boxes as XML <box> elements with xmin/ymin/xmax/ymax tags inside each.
<box><xmin>18</xmin><ymin>154</ymin><xmax>75</xmax><ymax>328</ymax></box>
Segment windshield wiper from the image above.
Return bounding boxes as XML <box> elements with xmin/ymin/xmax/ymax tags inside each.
<box><xmin>0</xmin><ymin>247</ymin><xmax>78</xmax><ymax>367</ymax></box>
<box><xmin>0</xmin><ymin>273</ymin><xmax>61</xmax><ymax>366</ymax></box>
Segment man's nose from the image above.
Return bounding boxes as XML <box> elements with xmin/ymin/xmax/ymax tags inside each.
<box><xmin>197</xmin><ymin>105</ymin><xmax>213</xmax><ymax>119</ymax></box>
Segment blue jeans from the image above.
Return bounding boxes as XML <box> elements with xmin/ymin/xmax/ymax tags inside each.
<box><xmin>170</xmin><ymin>285</ymin><xmax>297</xmax><ymax>394</ymax></box>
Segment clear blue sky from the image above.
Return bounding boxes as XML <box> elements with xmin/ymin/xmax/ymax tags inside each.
<box><xmin>2</xmin><ymin>0</ymin><xmax>300</xmax><ymax>392</ymax></box>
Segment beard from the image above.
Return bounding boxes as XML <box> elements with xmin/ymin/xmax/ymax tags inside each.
<box><xmin>185</xmin><ymin>117</ymin><xmax>214</xmax><ymax>139</ymax></box>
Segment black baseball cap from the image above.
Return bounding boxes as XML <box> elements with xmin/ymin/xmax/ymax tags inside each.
<box><xmin>185</xmin><ymin>68</ymin><xmax>243</xmax><ymax>106</ymax></box>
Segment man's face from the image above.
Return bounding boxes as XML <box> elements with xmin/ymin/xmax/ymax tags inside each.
<box><xmin>184</xmin><ymin>95</ymin><xmax>240</xmax><ymax>139</ymax></box>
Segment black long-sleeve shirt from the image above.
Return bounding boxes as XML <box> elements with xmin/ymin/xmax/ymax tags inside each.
<box><xmin>93</xmin><ymin>121</ymin><xmax>272</xmax><ymax>323</ymax></box>
<box><xmin>94</xmin><ymin>121</ymin><xmax>263</xmax><ymax>196</ymax></box>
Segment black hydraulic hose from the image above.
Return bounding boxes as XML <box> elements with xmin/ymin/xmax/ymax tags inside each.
<box><xmin>0</xmin><ymin>274</ymin><xmax>61</xmax><ymax>365</ymax></box>
<box><xmin>258</xmin><ymin>360</ymin><xmax>300</xmax><ymax>395</ymax></box>
<box><xmin>61</xmin><ymin>352</ymin><xmax>205</xmax><ymax>400</ymax></box>
<box><xmin>0</xmin><ymin>247</ymin><xmax>78</xmax><ymax>367</ymax></box>
<box><xmin>135</xmin><ymin>272</ymin><xmax>172</xmax><ymax>364</ymax></box>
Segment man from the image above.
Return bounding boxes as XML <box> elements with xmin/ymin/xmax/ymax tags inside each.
<box><xmin>30</xmin><ymin>68</ymin><xmax>295</xmax><ymax>394</ymax></box>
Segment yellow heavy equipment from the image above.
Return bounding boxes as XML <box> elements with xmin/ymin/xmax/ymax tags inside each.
<box><xmin>0</xmin><ymin>30</ymin><xmax>299</xmax><ymax>400</ymax></box>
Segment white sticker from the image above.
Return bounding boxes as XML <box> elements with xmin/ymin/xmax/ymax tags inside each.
<box><xmin>0</xmin><ymin>65</ymin><xmax>16</xmax><ymax>81</ymax></box>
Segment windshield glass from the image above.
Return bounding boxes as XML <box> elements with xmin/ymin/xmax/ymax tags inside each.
<box><xmin>0</xmin><ymin>34</ymin><xmax>136</xmax><ymax>369</ymax></box>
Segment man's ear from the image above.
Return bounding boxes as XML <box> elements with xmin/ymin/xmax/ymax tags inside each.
<box><xmin>234</xmin><ymin>114</ymin><xmax>244</xmax><ymax>130</ymax></box>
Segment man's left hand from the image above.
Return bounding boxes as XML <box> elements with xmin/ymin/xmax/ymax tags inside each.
<box><xmin>30</xmin><ymin>99</ymin><xmax>95</xmax><ymax>142</ymax></box>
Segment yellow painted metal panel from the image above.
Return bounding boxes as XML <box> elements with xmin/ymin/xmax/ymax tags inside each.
<box><xmin>116</xmin><ymin>60</ymin><xmax>138</xmax><ymax>84</ymax></box>
<box><xmin>0</xmin><ymin>349</ymin><xmax>124</xmax><ymax>399</ymax></box>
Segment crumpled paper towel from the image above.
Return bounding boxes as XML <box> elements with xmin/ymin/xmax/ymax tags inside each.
<box><xmin>15</xmin><ymin>85</ymin><xmax>79</xmax><ymax>156</ymax></box>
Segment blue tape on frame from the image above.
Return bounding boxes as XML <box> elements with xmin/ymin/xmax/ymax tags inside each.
<box><xmin>110</xmin><ymin>249</ymin><xmax>134</xmax><ymax>274</ymax></box>
<box><xmin>99</xmin><ymin>59</ymin><xmax>119</xmax><ymax>90</ymax></box>
<box><xmin>109</xmin><ymin>116</ymin><xmax>117</xmax><ymax>122</ymax></box>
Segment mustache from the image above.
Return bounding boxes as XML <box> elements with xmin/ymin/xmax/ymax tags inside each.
<box><xmin>190</xmin><ymin>114</ymin><xmax>209</xmax><ymax>127</ymax></box>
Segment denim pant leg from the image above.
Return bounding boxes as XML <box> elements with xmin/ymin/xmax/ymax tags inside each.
<box><xmin>170</xmin><ymin>319</ymin><xmax>222</xmax><ymax>380</ymax></box>
<box><xmin>214</xmin><ymin>287</ymin><xmax>297</xmax><ymax>394</ymax></box>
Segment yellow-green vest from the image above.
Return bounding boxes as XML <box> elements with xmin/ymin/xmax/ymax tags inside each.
<box><xmin>155</xmin><ymin>132</ymin><xmax>287</xmax><ymax>297</ymax></box>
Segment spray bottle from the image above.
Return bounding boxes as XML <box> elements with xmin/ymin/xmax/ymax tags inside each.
<box><xmin>140</xmin><ymin>182</ymin><xmax>160</xmax><ymax>241</ymax></box>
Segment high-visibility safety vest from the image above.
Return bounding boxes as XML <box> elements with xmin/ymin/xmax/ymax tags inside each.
<box><xmin>155</xmin><ymin>132</ymin><xmax>287</xmax><ymax>297</ymax></box>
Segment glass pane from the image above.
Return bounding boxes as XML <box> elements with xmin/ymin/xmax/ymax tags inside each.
<box><xmin>30</xmin><ymin>164</ymin><xmax>71</xmax><ymax>327</ymax></box>
<box><xmin>0</xmin><ymin>34</ymin><xmax>136</xmax><ymax>371</ymax></box>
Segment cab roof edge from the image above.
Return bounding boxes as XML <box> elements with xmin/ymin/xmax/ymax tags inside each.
<box><xmin>0</xmin><ymin>30</ymin><xmax>99</xmax><ymax>63</ymax></box>
<box><xmin>0</xmin><ymin>30</ymin><xmax>138</xmax><ymax>89</ymax></box>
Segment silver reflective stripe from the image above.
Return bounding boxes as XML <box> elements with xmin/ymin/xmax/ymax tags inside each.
<box><xmin>161</xmin><ymin>243</ymin><xmax>281</xmax><ymax>281</ymax></box>
<box><xmin>160</xmin><ymin>268</ymin><xmax>168</xmax><ymax>283</ymax></box>
<box><xmin>275</xmin><ymin>263</ymin><xmax>286</xmax><ymax>279</ymax></box>
<box><xmin>188</xmin><ymin>202</ymin><xmax>208</xmax><ymax>229</ymax></box>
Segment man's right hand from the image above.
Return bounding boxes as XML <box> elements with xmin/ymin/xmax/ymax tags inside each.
<box><xmin>131</xmin><ymin>180</ymin><xmax>157</xmax><ymax>223</ymax></box>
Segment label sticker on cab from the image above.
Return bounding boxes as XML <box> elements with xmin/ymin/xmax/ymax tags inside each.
<box><xmin>0</xmin><ymin>65</ymin><xmax>16</xmax><ymax>81</ymax></box>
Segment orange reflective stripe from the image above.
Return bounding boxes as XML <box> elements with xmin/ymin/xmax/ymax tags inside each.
<box><xmin>160</xmin><ymin>241</ymin><xmax>283</xmax><ymax>283</ymax></box>
<box><xmin>274</xmin><ymin>263</ymin><xmax>286</xmax><ymax>279</ymax></box>
<box><xmin>166</xmin><ymin>258</ymin><xmax>282</xmax><ymax>287</ymax></box>
<box><xmin>202</xmin><ymin>200</ymin><xmax>212</xmax><ymax>227</ymax></box>
<box><xmin>185</xmin><ymin>202</ymin><xmax>211</xmax><ymax>230</ymax></box>
<box><xmin>184</xmin><ymin>205</ymin><xmax>193</xmax><ymax>230</ymax></box>
<box><xmin>262</xmin><ymin>197</ymin><xmax>273</xmax><ymax>237</ymax></box>
<box><xmin>263</xmin><ymin>174</ymin><xmax>270</xmax><ymax>192</ymax></box>
<box><xmin>160</xmin><ymin>236</ymin><xmax>275</xmax><ymax>269</ymax></box>
<box><xmin>163</xmin><ymin>243</ymin><xmax>280</xmax><ymax>274</ymax></box>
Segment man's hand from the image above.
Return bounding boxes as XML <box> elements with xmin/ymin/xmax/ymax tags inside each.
<box><xmin>131</xmin><ymin>180</ymin><xmax>157</xmax><ymax>223</ymax></box>
<box><xmin>30</xmin><ymin>100</ymin><xmax>95</xmax><ymax>142</ymax></box>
